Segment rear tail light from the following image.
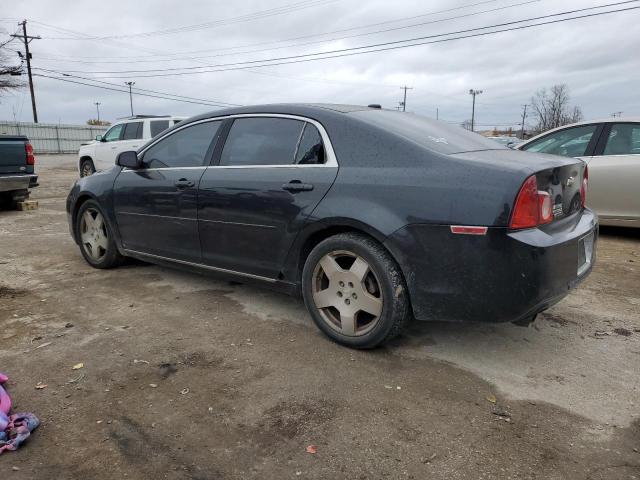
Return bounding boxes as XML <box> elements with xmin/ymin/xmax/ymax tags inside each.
<box><xmin>509</xmin><ymin>174</ymin><xmax>553</xmax><ymax>229</ymax></box>
<box><xmin>25</xmin><ymin>142</ymin><xmax>35</xmax><ymax>166</ymax></box>
<box><xmin>581</xmin><ymin>165</ymin><xmax>588</xmax><ymax>208</ymax></box>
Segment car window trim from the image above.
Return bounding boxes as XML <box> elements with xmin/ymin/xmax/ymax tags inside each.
<box><xmin>584</xmin><ymin>123</ymin><xmax>604</xmax><ymax>156</ymax></box>
<box><xmin>521</xmin><ymin>123</ymin><xmax>601</xmax><ymax>156</ymax></box>
<box><xmin>104</xmin><ymin>123</ymin><xmax>124</xmax><ymax>142</ymax></box>
<box><xmin>217</xmin><ymin>117</ymin><xmax>305</xmax><ymax>167</ymax></box>
<box><xmin>130</xmin><ymin>119</ymin><xmax>224</xmax><ymax>171</ymax></box>
<box><xmin>594</xmin><ymin>122</ymin><xmax>640</xmax><ymax>157</ymax></box>
<box><xmin>136</xmin><ymin>114</ymin><xmax>338</xmax><ymax>170</ymax></box>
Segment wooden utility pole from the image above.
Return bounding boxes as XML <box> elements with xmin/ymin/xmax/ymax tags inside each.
<box><xmin>11</xmin><ymin>20</ymin><xmax>40</xmax><ymax>123</ymax></box>
<box><xmin>468</xmin><ymin>89</ymin><xmax>483</xmax><ymax>132</ymax></box>
<box><xmin>520</xmin><ymin>104</ymin><xmax>528</xmax><ymax>139</ymax></box>
<box><xmin>400</xmin><ymin>85</ymin><xmax>413</xmax><ymax>112</ymax></box>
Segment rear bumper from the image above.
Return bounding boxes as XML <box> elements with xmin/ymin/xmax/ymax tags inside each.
<box><xmin>384</xmin><ymin>209</ymin><xmax>598</xmax><ymax>323</ymax></box>
<box><xmin>0</xmin><ymin>174</ymin><xmax>38</xmax><ymax>193</ymax></box>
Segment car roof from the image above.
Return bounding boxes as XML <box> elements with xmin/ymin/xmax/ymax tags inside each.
<box><xmin>187</xmin><ymin>103</ymin><xmax>386</xmax><ymax>122</ymax></box>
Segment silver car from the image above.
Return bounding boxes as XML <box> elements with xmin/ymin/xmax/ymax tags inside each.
<box><xmin>517</xmin><ymin>119</ymin><xmax>640</xmax><ymax>227</ymax></box>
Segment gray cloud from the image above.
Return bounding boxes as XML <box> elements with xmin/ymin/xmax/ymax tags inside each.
<box><xmin>1</xmin><ymin>0</ymin><xmax>638</xmax><ymax>129</ymax></box>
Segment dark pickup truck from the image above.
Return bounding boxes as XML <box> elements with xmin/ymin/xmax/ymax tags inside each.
<box><xmin>0</xmin><ymin>135</ymin><xmax>38</xmax><ymax>207</ymax></box>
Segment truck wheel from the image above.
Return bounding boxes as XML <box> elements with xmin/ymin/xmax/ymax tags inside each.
<box><xmin>75</xmin><ymin>200</ymin><xmax>123</xmax><ymax>269</ymax></box>
<box><xmin>302</xmin><ymin>232</ymin><xmax>411</xmax><ymax>349</ymax></box>
<box><xmin>80</xmin><ymin>158</ymin><xmax>96</xmax><ymax>177</ymax></box>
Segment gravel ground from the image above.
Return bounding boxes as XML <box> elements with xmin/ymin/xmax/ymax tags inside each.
<box><xmin>0</xmin><ymin>155</ymin><xmax>639</xmax><ymax>479</ymax></box>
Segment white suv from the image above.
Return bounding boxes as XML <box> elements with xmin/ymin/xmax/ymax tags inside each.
<box><xmin>78</xmin><ymin>115</ymin><xmax>186</xmax><ymax>176</ymax></box>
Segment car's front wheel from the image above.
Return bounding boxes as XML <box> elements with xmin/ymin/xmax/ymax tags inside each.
<box><xmin>80</xmin><ymin>158</ymin><xmax>96</xmax><ymax>177</ymax></box>
<box><xmin>75</xmin><ymin>200</ymin><xmax>123</xmax><ymax>269</ymax></box>
<box><xmin>302</xmin><ymin>232</ymin><xmax>411</xmax><ymax>349</ymax></box>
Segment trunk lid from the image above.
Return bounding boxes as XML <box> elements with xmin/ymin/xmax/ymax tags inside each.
<box><xmin>535</xmin><ymin>162</ymin><xmax>586</xmax><ymax>222</ymax></box>
<box><xmin>449</xmin><ymin>149</ymin><xmax>587</xmax><ymax>226</ymax></box>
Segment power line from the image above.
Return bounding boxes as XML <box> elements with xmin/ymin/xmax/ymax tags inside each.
<box><xmin>52</xmin><ymin>2</ymin><xmax>639</xmax><ymax>78</ymax></box>
<box><xmin>31</xmin><ymin>73</ymin><xmax>237</xmax><ymax>108</ymax></box>
<box><xmin>40</xmin><ymin>0</ymin><xmax>338</xmax><ymax>40</ymax></box>
<box><xmin>32</xmin><ymin>0</ymin><xmax>523</xmax><ymax>63</ymax></box>
<box><xmin>34</xmin><ymin>0</ymin><xmax>538</xmax><ymax>65</ymax></box>
<box><xmin>32</xmin><ymin>68</ymin><xmax>242</xmax><ymax>107</ymax></box>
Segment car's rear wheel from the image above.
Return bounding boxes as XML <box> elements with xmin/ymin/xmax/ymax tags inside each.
<box><xmin>80</xmin><ymin>158</ymin><xmax>95</xmax><ymax>177</ymax></box>
<box><xmin>76</xmin><ymin>200</ymin><xmax>123</xmax><ymax>269</ymax></box>
<box><xmin>302</xmin><ymin>232</ymin><xmax>411</xmax><ymax>348</ymax></box>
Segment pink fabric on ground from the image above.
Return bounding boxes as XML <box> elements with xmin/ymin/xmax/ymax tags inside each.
<box><xmin>0</xmin><ymin>372</ymin><xmax>40</xmax><ymax>453</ymax></box>
<box><xmin>0</xmin><ymin>373</ymin><xmax>11</xmax><ymax>431</ymax></box>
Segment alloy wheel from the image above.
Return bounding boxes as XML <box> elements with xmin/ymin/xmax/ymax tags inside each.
<box><xmin>80</xmin><ymin>208</ymin><xmax>109</xmax><ymax>261</ymax></box>
<box><xmin>311</xmin><ymin>250</ymin><xmax>383</xmax><ymax>336</ymax></box>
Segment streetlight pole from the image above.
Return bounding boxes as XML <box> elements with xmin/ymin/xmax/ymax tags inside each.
<box><xmin>125</xmin><ymin>81</ymin><xmax>135</xmax><ymax>116</ymax></box>
<box><xmin>469</xmin><ymin>89</ymin><xmax>483</xmax><ymax>132</ymax></box>
<box><xmin>95</xmin><ymin>102</ymin><xmax>101</xmax><ymax>123</ymax></box>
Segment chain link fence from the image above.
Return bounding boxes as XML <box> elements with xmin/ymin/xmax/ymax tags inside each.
<box><xmin>0</xmin><ymin>121</ymin><xmax>107</xmax><ymax>154</ymax></box>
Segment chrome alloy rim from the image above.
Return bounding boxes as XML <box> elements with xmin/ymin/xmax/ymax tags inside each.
<box><xmin>311</xmin><ymin>250</ymin><xmax>383</xmax><ymax>337</ymax></box>
<box><xmin>80</xmin><ymin>208</ymin><xmax>108</xmax><ymax>261</ymax></box>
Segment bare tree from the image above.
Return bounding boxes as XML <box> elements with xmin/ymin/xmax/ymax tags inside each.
<box><xmin>0</xmin><ymin>32</ymin><xmax>24</xmax><ymax>95</ymax></box>
<box><xmin>530</xmin><ymin>84</ymin><xmax>583</xmax><ymax>134</ymax></box>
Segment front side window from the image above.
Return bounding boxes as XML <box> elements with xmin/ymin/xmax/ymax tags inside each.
<box><xmin>143</xmin><ymin>121</ymin><xmax>221</xmax><ymax>169</ymax></box>
<box><xmin>296</xmin><ymin>123</ymin><xmax>325</xmax><ymax>164</ymax></box>
<box><xmin>603</xmin><ymin>123</ymin><xmax>640</xmax><ymax>156</ymax></box>
<box><xmin>122</xmin><ymin>122</ymin><xmax>143</xmax><ymax>140</ymax></box>
<box><xmin>522</xmin><ymin>124</ymin><xmax>598</xmax><ymax>157</ymax></box>
<box><xmin>220</xmin><ymin>117</ymin><xmax>304</xmax><ymax>166</ymax></box>
<box><xmin>150</xmin><ymin>120</ymin><xmax>171</xmax><ymax>138</ymax></box>
<box><xmin>103</xmin><ymin>124</ymin><xmax>124</xmax><ymax>142</ymax></box>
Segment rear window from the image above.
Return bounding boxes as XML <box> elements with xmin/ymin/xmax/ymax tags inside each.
<box><xmin>150</xmin><ymin>120</ymin><xmax>171</xmax><ymax>137</ymax></box>
<box><xmin>122</xmin><ymin>122</ymin><xmax>143</xmax><ymax>140</ymax></box>
<box><xmin>348</xmin><ymin>110</ymin><xmax>503</xmax><ymax>155</ymax></box>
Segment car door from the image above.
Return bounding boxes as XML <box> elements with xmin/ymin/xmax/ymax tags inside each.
<box><xmin>586</xmin><ymin>122</ymin><xmax>640</xmax><ymax>222</ymax></box>
<box><xmin>94</xmin><ymin>123</ymin><xmax>125</xmax><ymax>170</ymax></box>
<box><xmin>113</xmin><ymin>120</ymin><xmax>223</xmax><ymax>263</ymax></box>
<box><xmin>198</xmin><ymin>116</ymin><xmax>338</xmax><ymax>279</ymax></box>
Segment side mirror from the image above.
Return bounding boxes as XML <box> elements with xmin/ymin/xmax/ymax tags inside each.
<box><xmin>116</xmin><ymin>150</ymin><xmax>143</xmax><ymax>169</ymax></box>
<box><xmin>95</xmin><ymin>134</ymin><xmax>103</xmax><ymax>142</ymax></box>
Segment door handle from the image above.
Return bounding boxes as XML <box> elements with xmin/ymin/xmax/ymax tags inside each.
<box><xmin>175</xmin><ymin>178</ymin><xmax>195</xmax><ymax>189</ymax></box>
<box><xmin>282</xmin><ymin>180</ymin><xmax>314</xmax><ymax>192</ymax></box>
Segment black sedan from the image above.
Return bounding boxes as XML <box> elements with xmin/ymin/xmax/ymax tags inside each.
<box><xmin>66</xmin><ymin>104</ymin><xmax>597</xmax><ymax>348</ymax></box>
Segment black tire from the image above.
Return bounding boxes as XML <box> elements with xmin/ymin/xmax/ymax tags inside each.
<box><xmin>302</xmin><ymin>232</ymin><xmax>411</xmax><ymax>349</ymax></box>
<box><xmin>80</xmin><ymin>158</ymin><xmax>96</xmax><ymax>177</ymax></box>
<box><xmin>75</xmin><ymin>199</ymin><xmax>123</xmax><ymax>269</ymax></box>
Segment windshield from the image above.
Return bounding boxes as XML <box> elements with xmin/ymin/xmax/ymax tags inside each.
<box><xmin>348</xmin><ymin>110</ymin><xmax>504</xmax><ymax>154</ymax></box>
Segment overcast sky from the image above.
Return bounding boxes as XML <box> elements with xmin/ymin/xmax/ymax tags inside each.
<box><xmin>1</xmin><ymin>0</ymin><xmax>638</xmax><ymax>129</ymax></box>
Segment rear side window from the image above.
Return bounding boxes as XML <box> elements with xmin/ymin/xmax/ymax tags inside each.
<box><xmin>522</xmin><ymin>125</ymin><xmax>598</xmax><ymax>157</ymax></box>
<box><xmin>603</xmin><ymin>123</ymin><xmax>640</xmax><ymax>155</ymax></box>
<box><xmin>295</xmin><ymin>123</ymin><xmax>325</xmax><ymax>164</ymax></box>
<box><xmin>143</xmin><ymin>121</ymin><xmax>221</xmax><ymax>168</ymax></box>
<box><xmin>122</xmin><ymin>122</ymin><xmax>143</xmax><ymax>140</ymax></box>
<box><xmin>150</xmin><ymin>120</ymin><xmax>171</xmax><ymax>138</ymax></box>
<box><xmin>220</xmin><ymin>117</ymin><xmax>304</xmax><ymax>166</ymax></box>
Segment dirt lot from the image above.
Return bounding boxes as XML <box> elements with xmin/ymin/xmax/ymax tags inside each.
<box><xmin>1</xmin><ymin>155</ymin><xmax>639</xmax><ymax>479</ymax></box>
